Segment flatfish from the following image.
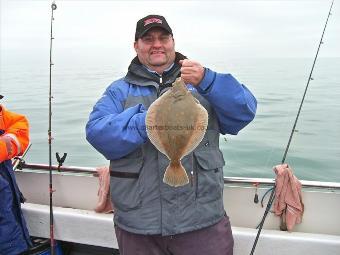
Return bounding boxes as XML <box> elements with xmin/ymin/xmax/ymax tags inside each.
<box><xmin>145</xmin><ymin>78</ymin><xmax>208</xmax><ymax>187</ymax></box>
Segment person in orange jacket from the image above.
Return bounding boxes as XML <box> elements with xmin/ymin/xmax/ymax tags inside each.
<box><xmin>0</xmin><ymin>94</ymin><xmax>32</xmax><ymax>255</ymax></box>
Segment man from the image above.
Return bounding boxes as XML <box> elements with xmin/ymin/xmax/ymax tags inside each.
<box><xmin>0</xmin><ymin>94</ymin><xmax>32</xmax><ymax>255</ymax></box>
<box><xmin>86</xmin><ymin>15</ymin><xmax>257</xmax><ymax>255</ymax></box>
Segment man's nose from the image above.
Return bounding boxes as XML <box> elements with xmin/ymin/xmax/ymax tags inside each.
<box><xmin>151</xmin><ymin>38</ymin><xmax>162</xmax><ymax>47</ymax></box>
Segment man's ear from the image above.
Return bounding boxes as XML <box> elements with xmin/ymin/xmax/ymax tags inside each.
<box><xmin>134</xmin><ymin>41</ymin><xmax>138</xmax><ymax>53</ymax></box>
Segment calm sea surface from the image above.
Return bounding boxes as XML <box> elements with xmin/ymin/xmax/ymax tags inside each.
<box><xmin>1</xmin><ymin>57</ymin><xmax>339</xmax><ymax>182</ymax></box>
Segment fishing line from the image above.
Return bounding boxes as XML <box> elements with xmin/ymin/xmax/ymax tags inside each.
<box><xmin>250</xmin><ymin>1</ymin><xmax>334</xmax><ymax>254</ymax></box>
<box><xmin>49</xmin><ymin>1</ymin><xmax>57</xmax><ymax>255</ymax></box>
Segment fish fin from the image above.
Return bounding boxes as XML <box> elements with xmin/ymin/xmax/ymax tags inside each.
<box><xmin>184</xmin><ymin>105</ymin><xmax>208</xmax><ymax>155</ymax></box>
<box><xmin>145</xmin><ymin>99</ymin><xmax>167</xmax><ymax>155</ymax></box>
<box><xmin>163</xmin><ymin>161</ymin><xmax>189</xmax><ymax>187</ymax></box>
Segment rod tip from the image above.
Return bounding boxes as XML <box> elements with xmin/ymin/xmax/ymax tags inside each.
<box><xmin>51</xmin><ymin>2</ymin><xmax>57</xmax><ymax>10</ymax></box>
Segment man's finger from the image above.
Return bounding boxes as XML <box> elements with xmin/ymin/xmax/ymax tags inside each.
<box><xmin>180</xmin><ymin>59</ymin><xmax>196</xmax><ymax>67</ymax></box>
<box><xmin>180</xmin><ymin>67</ymin><xmax>193</xmax><ymax>74</ymax></box>
<box><xmin>181</xmin><ymin>74</ymin><xmax>195</xmax><ymax>81</ymax></box>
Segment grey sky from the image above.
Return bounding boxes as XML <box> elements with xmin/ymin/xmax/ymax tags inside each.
<box><xmin>1</xmin><ymin>0</ymin><xmax>339</xmax><ymax>67</ymax></box>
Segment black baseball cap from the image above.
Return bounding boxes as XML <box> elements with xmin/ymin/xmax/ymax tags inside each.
<box><xmin>0</xmin><ymin>95</ymin><xmax>3</xmax><ymax>100</ymax></box>
<box><xmin>135</xmin><ymin>15</ymin><xmax>173</xmax><ymax>41</ymax></box>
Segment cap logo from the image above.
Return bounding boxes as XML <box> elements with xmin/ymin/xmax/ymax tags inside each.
<box><xmin>144</xmin><ymin>18</ymin><xmax>162</xmax><ymax>26</ymax></box>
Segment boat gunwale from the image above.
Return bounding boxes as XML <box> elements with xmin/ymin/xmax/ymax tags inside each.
<box><xmin>16</xmin><ymin>162</ymin><xmax>340</xmax><ymax>190</ymax></box>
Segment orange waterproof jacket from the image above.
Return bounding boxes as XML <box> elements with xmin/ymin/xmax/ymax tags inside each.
<box><xmin>0</xmin><ymin>105</ymin><xmax>30</xmax><ymax>162</ymax></box>
<box><xmin>0</xmin><ymin>104</ymin><xmax>32</xmax><ymax>254</ymax></box>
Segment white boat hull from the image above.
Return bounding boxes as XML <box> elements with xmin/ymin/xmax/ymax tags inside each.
<box><xmin>15</xmin><ymin>169</ymin><xmax>340</xmax><ymax>255</ymax></box>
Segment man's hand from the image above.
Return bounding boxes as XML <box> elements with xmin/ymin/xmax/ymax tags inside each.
<box><xmin>179</xmin><ymin>59</ymin><xmax>205</xmax><ymax>86</ymax></box>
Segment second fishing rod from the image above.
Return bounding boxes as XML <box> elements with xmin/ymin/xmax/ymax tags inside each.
<box><xmin>49</xmin><ymin>1</ymin><xmax>57</xmax><ymax>255</ymax></box>
<box><xmin>250</xmin><ymin>1</ymin><xmax>334</xmax><ymax>254</ymax></box>
<box><xmin>48</xmin><ymin>2</ymin><xmax>68</xmax><ymax>254</ymax></box>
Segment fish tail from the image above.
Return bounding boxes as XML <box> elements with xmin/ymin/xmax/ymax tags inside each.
<box><xmin>163</xmin><ymin>161</ymin><xmax>189</xmax><ymax>187</ymax></box>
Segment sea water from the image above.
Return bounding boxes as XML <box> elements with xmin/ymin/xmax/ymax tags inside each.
<box><xmin>1</xmin><ymin>57</ymin><xmax>339</xmax><ymax>182</ymax></box>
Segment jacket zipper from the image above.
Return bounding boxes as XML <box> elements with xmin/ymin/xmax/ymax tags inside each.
<box><xmin>157</xmin><ymin>75</ymin><xmax>163</xmax><ymax>97</ymax></box>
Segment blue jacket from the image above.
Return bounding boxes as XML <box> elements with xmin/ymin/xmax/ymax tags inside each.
<box><xmin>86</xmin><ymin>53</ymin><xmax>257</xmax><ymax>235</ymax></box>
<box><xmin>0</xmin><ymin>160</ymin><xmax>32</xmax><ymax>255</ymax></box>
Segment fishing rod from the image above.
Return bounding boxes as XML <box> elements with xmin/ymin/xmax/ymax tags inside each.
<box><xmin>12</xmin><ymin>143</ymin><xmax>32</xmax><ymax>171</ymax></box>
<box><xmin>250</xmin><ymin>1</ymin><xmax>334</xmax><ymax>254</ymax></box>
<box><xmin>49</xmin><ymin>1</ymin><xmax>57</xmax><ymax>255</ymax></box>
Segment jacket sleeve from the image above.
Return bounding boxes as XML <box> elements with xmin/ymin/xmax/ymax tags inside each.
<box><xmin>0</xmin><ymin>106</ymin><xmax>30</xmax><ymax>163</ymax></box>
<box><xmin>196</xmin><ymin>68</ymin><xmax>257</xmax><ymax>135</ymax></box>
<box><xmin>86</xmin><ymin>85</ymin><xmax>148</xmax><ymax>160</ymax></box>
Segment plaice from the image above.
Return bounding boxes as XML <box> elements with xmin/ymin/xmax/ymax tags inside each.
<box><xmin>145</xmin><ymin>78</ymin><xmax>208</xmax><ymax>187</ymax></box>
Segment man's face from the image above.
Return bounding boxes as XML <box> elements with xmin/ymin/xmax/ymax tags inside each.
<box><xmin>134</xmin><ymin>27</ymin><xmax>175</xmax><ymax>74</ymax></box>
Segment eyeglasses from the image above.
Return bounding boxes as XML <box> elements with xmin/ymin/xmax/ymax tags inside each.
<box><xmin>140</xmin><ymin>34</ymin><xmax>172</xmax><ymax>45</ymax></box>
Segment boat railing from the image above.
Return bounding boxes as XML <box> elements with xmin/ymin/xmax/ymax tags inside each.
<box><xmin>16</xmin><ymin>162</ymin><xmax>98</xmax><ymax>175</ymax></box>
<box><xmin>15</xmin><ymin>161</ymin><xmax>340</xmax><ymax>190</ymax></box>
<box><xmin>223</xmin><ymin>176</ymin><xmax>340</xmax><ymax>190</ymax></box>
